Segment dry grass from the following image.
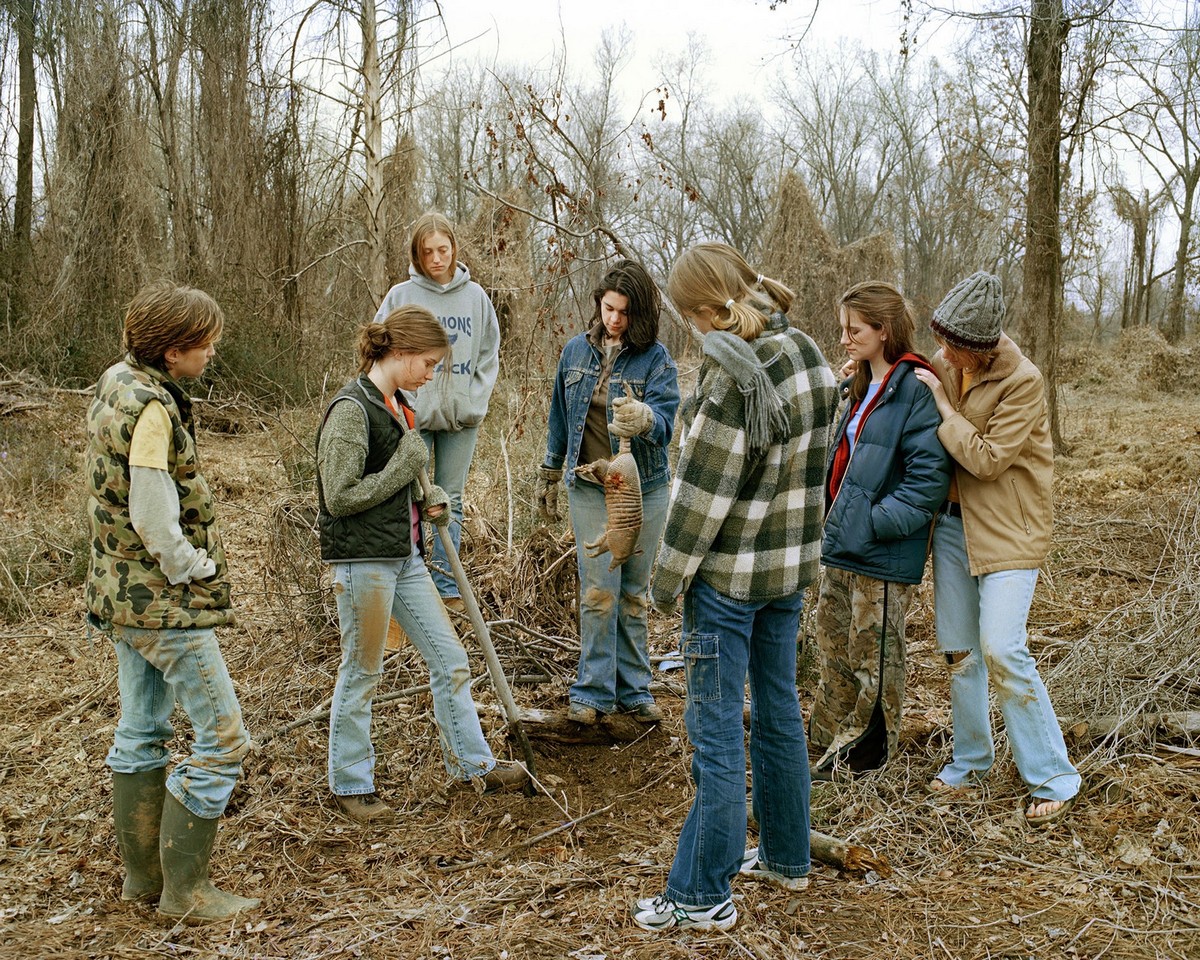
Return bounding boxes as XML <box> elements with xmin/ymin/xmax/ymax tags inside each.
<box><xmin>2</xmin><ymin>341</ymin><xmax>1200</xmax><ymax>959</ymax></box>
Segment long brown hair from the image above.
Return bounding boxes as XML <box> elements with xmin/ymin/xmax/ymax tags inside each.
<box><xmin>837</xmin><ymin>281</ymin><xmax>921</xmax><ymax>402</ymax></box>
<box><xmin>592</xmin><ymin>259</ymin><xmax>661</xmax><ymax>353</ymax></box>
<box><xmin>409</xmin><ymin>212</ymin><xmax>459</xmax><ymax>281</ymax></box>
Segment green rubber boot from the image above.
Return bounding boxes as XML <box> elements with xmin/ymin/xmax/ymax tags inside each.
<box><xmin>112</xmin><ymin>769</ymin><xmax>166</xmax><ymax>901</ymax></box>
<box><xmin>157</xmin><ymin>792</ymin><xmax>261</xmax><ymax>924</ymax></box>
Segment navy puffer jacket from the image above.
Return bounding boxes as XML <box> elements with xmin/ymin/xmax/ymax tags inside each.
<box><xmin>821</xmin><ymin>358</ymin><xmax>952</xmax><ymax>585</ymax></box>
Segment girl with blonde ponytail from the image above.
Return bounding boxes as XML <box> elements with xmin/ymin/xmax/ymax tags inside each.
<box><xmin>664</xmin><ymin>241</ymin><xmax>794</xmax><ymax>342</ymax></box>
<box><xmin>633</xmin><ymin>243</ymin><xmax>839</xmax><ymax>933</ymax></box>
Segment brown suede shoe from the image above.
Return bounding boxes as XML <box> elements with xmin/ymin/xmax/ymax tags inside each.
<box><xmin>335</xmin><ymin>792</ymin><xmax>394</xmax><ymax>823</ymax></box>
<box><xmin>481</xmin><ymin>762</ymin><xmax>530</xmax><ymax>795</ymax></box>
<box><xmin>628</xmin><ymin>702</ymin><xmax>664</xmax><ymax>723</ymax></box>
<box><xmin>566</xmin><ymin>702</ymin><xmax>598</xmax><ymax>724</ymax></box>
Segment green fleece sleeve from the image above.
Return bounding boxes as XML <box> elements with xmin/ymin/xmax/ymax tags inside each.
<box><xmin>318</xmin><ymin>400</ymin><xmax>423</xmax><ymax>517</ymax></box>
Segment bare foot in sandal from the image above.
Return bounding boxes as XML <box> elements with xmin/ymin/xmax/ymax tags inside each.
<box><xmin>927</xmin><ymin>778</ymin><xmax>972</xmax><ymax>795</ymax></box>
<box><xmin>1026</xmin><ymin>795</ymin><xmax>1075</xmax><ymax>827</ymax></box>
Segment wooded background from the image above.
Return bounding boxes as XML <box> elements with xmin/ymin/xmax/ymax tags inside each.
<box><xmin>0</xmin><ymin>1</ymin><xmax>1195</xmax><ymax>430</ymax></box>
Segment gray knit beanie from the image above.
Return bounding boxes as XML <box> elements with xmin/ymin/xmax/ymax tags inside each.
<box><xmin>930</xmin><ymin>272</ymin><xmax>1004</xmax><ymax>352</ymax></box>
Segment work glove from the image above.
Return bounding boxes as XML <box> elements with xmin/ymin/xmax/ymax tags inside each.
<box><xmin>609</xmin><ymin>395</ymin><xmax>654</xmax><ymax>438</ymax></box>
<box><xmin>388</xmin><ymin>429</ymin><xmax>429</xmax><ymax>487</ymax></box>
<box><xmin>535</xmin><ymin>466</ymin><xmax>563</xmax><ymax>523</ymax></box>
<box><xmin>421</xmin><ymin>484</ymin><xmax>452</xmax><ymax>527</ymax></box>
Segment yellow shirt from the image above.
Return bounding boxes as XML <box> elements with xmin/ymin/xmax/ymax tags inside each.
<box><xmin>128</xmin><ymin>401</ymin><xmax>171</xmax><ymax>470</ymax></box>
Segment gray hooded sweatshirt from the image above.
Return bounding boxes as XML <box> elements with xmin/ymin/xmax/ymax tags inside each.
<box><xmin>372</xmin><ymin>263</ymin><xmax>501</xmax><ymax>433</ymax></box>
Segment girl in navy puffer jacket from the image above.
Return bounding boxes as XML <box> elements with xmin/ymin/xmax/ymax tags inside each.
<box><xmin>809</xmin><ymin>282</ymin><xmax>951</xmax><ymax>778</ymax></box>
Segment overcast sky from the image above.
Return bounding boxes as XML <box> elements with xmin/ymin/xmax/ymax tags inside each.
<box><xmin>432</xmin><ymin>0</ymin><xmax>951</xmax><ymax>111</ymax></box>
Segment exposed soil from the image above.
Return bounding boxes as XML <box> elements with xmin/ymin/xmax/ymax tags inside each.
<box><xmin>2</xmin><ymin>334</ymin><xmax>1199</xmax><ymax>959</ymax></box>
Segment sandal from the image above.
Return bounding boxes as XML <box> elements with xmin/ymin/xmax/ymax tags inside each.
<box><xmin>1025</xmin><ymin>794</ymin><xmax>1076</xmax><ymax>828</ymax></box>
<box><xmin>926</xmin><ymin>777</ymin><xmax>974</xmax><ymax>796</ymax></box>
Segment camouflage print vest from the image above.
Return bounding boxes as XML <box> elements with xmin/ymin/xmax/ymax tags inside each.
<box><xmin>85</xmin><ymin>358</ymin><xmax>232</xmax><ymax>629</ymax></box>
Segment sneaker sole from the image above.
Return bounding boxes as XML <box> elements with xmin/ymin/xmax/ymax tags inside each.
<box><xmin>739</xmin><ymin>849</ymin><xmax>810</xmax><ymax>891</ymax></box>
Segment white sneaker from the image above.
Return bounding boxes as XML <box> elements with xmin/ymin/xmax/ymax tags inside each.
<box><xmin>632</xmin><ymin>894</ymin><xmax>737</xmax><ymax>932</ymax></box>
<box><xmin>739</xmin><ymin>847</ymin><xmax>810</xmax><ymax>891</ymax></box>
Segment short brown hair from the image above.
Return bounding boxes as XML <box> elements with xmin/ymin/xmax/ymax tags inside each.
<box><xmin>358</xmin><ymin>305</ymin><xmax>450</xmax><ymax>373</ymax></box>
<box><xmin>123</xmin><ymin>280</ymin><xmax>224</xmax><ymax>370</ymax></box>
<box><xmin>409</xmin><ymin>212</ymin><xmax>459</xmax><ymax>281</ymax></box>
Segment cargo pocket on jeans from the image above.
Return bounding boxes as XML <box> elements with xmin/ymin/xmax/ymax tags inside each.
<box><xmin>682</xmin><ymin>635</ymin><xmax>720</xmax><ymax>703</ymax></box>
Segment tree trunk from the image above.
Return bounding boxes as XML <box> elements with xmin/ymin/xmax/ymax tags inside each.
<box><xmin>361</xmin><ymin>0</ymin><xmax>388</xmax><ymax>305</ymax></box>
<box><xmin>9</xmin><ymin>0</ymin><xmax>36</xmax><ymax>327</ymax></box>
<box><xmin>1164</xmin><ymin>171</ymin><xmax>1196</xmax><ymax>342</ymax></box>
<box><xmin>1020</xmin><ymin>0</ymin><xmax>1067</xmax><ymax>449</ymax></box>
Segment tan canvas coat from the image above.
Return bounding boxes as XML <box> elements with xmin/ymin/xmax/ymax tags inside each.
<box><xmin>932</xmin><ymin>334</ymin><xmax>1053</xmax><ymax>576</ymax></box>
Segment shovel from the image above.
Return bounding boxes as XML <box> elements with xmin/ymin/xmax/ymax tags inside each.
<box><xmin>417</xmin><ymin>468</ymin><xmax>538</xmax><ymax>788</ymax></box>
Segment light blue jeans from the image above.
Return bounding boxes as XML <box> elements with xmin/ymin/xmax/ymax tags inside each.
<box><xmin>567</xmin><ymin>480</ymin><xmax>669</xmax><ymax>713</ymax></box>
<box><xmin>665</xmin><ymin>578</ymin><xmax>811</xmax><ymax>907</ymax></box>
<box><xmin>931</xmin><ymin>514</ymin><xmax>1080</xmax><ymax>801</ymax></box>
<box><xmin>329</xmin><ymin>554</ymin><xmax>495</xmax><ymax>796</ymax></box>
<box><xmin>105</xmin><ymin>623</ymin><xmax>251</xmax><ymax>820</ymax></box>
<box><xmin>422</xmin><ymin>426</ymin><xmax>480</xmax><ymax>599</ymax></box>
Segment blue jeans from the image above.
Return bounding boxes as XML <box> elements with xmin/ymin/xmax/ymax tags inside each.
<box><xmin>329</xmin><ymin>555</ymin><xmax>495</xmax><ymax>795</ymax></box>
<box><xmin>422</xmin><ymin>426</ymin><xmax>480</xmax><ymax>599</ymax></box>
<box><xmin>665</xmin><ymin>578</ymin><xmax>811</xmax><ymax>907</ymax></box>
<box><xmin>104</xmin><ymin>623</ymin><xmax>251</xmax><ymax>820</ymax></box>
<box><xmin>567</xmin><ymin>481</ymin><xmax>668</xmax><ymax>712</ymax></box>
<box><xmin>931</xmin><ymin>514</ymin><xmax>1080</xmax><ymax>801</ymax></box>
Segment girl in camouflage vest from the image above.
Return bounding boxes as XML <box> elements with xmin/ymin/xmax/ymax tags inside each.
<box><xmin>87</xmin><ymin>280</ymin><xmax>259</xmax><ymax>923</ymax></box>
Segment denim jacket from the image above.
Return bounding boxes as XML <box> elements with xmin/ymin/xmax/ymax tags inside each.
<box><xmin>543</xmin><ymin>326</ymin><xmax>679</xmax><ymax>492</ymax></box>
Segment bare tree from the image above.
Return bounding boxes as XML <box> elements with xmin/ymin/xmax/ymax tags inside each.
<box><xmin>7</xmin><ymin>0</ymin><xmax>35</xmax><ymax>327</ymax></box>
<box><xmin>1109</xmin><ymin>183</ymin><xmax>1166</xmax><ymax>329</ymax></box>
<box><xmin>1021</xmin><ymin>0</ymin><xmax>1067</xmax><ymax>445</ymax></box>
<box><xmin>1115</xmin><ymin>14</ymin><xmax>1200</xmax><ymax>342</ymax></box>
<box><xmin>774</xmin><ymin>42</ymin><xmax>903</xmax><ymax>246</ymax></box>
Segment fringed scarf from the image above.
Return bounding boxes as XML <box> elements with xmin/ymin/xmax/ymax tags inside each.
<box><xmin>702</xmin><ymin>328</ymin><xmax>791</xmax><ymax>456</ymax></box>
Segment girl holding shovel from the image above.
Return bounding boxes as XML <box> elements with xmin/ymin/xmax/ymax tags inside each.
<box><xmin>317</xmin><ymin>305</ymin><xmax>528</xmax><ymax>823</ymax></box>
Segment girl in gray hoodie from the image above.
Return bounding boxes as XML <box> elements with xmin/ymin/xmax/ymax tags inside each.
<box><xmin>372</xmin><ymin>213</ymin><xmax>501</xmax><ymax>607</ymax></box>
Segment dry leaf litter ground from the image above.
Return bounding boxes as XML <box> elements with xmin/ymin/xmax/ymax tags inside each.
<box><xmin>1</xmin><ymin>329</ymin><xmax>1199</xmax><ymax>959</ymax></box>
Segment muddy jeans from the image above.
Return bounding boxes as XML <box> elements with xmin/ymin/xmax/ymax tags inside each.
<box><xmin>931</xmin><ymin>513</ymin><xmax>1080</xmax><ymax>801</ymax></box>
<box><xmin>566</xmin><ymin>479</ymin><xmax>669</xmax><ymax>713</ymax></box>
<box><xmin>105</xmin><ymin>623</ymin><xmax>251</xmax><ymax>820</ymax></box>
<box><xmin>329</xmin><ymin>555</ymin><xmax>494</xmax><ymax>796</ymax></box>
<box><xmin>421</xmin><ymin>426</ymin><xmax>480</xmax><ymax>600</ymax></box>
<box><xmin>809</xmin><ymin>566</ymin><xmax>914</xmax><ymax>772</ymax></box>
<box><xmin>664</xmin><ymin>578</ymin><xmax>811</xmax><ymax>907</ymax></box>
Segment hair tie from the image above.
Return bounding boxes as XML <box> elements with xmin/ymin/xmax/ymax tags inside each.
<box><xmin>756</xmin><ymin>274</ymin><xmax>763</xmax><ymax>284</ymax></box>
<box><xmin>725</xmin><ymin>298</ymin><xmax>735</xmax><ymax>310</ymax></box>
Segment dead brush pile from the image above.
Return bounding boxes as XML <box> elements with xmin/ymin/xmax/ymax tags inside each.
<box><xmin>1047</xmin><ymin>484</ymin><xmax>1200</xmax><ymax>750</ymax></box>
<box><xmin>1062</xmin><ymin>327</ymin><xmax>1199</xmax><ymax>396</ymax></box>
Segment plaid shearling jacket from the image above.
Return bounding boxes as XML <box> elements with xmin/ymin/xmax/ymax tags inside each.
<box><xmin>651</xmin><ymin>321</ymin><xmax>838</xmax><ymax>606</ymax></box>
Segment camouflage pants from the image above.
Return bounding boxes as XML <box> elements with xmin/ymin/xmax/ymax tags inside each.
<box><xmin>808</xmin><ymin>567</ymin><xmax>914</xmax><ymax>773</ymax></box>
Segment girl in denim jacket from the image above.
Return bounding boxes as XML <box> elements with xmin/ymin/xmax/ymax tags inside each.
<box><xmin>536</xmin><ymin>260</ymin><xmax>679</xmax><ymax>725</ymax></box>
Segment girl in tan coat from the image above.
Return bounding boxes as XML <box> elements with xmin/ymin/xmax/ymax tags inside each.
<box><xmin>913</xmin><ymin>272</ymin><xmax>1081</xmax><ymax>827</ymax></box>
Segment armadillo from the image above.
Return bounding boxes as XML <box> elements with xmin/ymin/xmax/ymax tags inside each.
<box><xmin>574</xmin><ymin>436</ymin><xmax>643</xmax><ymax>570</ymax></box>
